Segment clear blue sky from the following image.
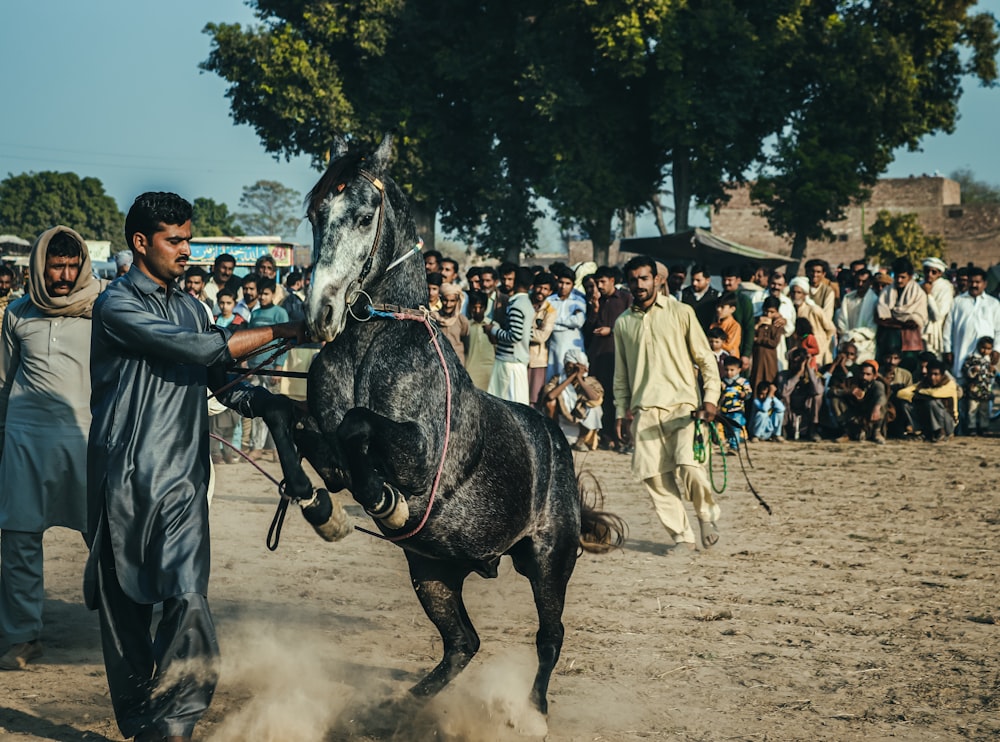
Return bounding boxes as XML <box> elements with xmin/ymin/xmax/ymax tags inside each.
<box><xmin>2</xmin><ymin>0</ymin><xmax>999</xmax><ymax>245</ymax></box>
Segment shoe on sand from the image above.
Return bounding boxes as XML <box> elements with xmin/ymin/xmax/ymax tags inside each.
<box><xmin>0</xmin><ymin>640</ymin><xmax>42</xmax><ymax>670</ymax></box>
<box><xmin>699</xmin><ymin>520</ymin><xmax>720</xmax><ymax>549</ymax></box>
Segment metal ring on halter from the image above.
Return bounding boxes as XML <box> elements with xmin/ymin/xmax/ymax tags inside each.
<box><xmin>346</xmin><ymin>287</ymin><xmax>375</xmax><ymax>322</ymax></box>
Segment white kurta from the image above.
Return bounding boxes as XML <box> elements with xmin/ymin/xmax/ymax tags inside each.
<box><xmin>546</xmin><ymin>293</ymin><xmax>587</xmax><ymax>381</ymax></box>
<box><xmin>0</xmin><ymin>297</ymin><xmax>91</xmax><ymax>532</ymax></box>
<box><xmin>943</xmin><ymin>292</ymin><xmax>1000</xmax><ymax>381</ymax></box>
<box><xmin>835</xmin><ymin>289</ymin><xmax>879</xmax><ymax>362</ymax></box>
<box><xmin>923</xmin><ymin>277</ymin><xmax>955</xmax><ymax>357</ymax></box>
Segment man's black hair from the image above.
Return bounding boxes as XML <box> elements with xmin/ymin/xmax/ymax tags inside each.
<box><xmin>47</xmin><ymin>231</ymin><xmax>83</xmax><ymax>259</ymax></box>
<box><xmin>690</xmin><ymin>263</ymin><xmax>710</xmax><ymax>279</ymax></box>
<box><xmin>480</xmin><ymin>266</ymin><xmax>498</xmax><ymax>280</ymax></box>
<box><xmin>465</xmin><ymin>290</ymin><xmax>487</xmax><ymax>307</ymax></box>
<box><xmin>721</xmin><ymin>264</ymin><xmax>740</xmax><ymax>279</ymax></box>
<box><xmin>533</xmin><ymin>271</ymin><xmax>557</xmax><ymax>291</ymax></box>
<box><xmin>466</xmin><ymin>266</ymin><xmax>482</xmax><ymax>279</ymax></box>
<box><xmin>804</xmin><ymin>259</ymin><xmax>827</xmax><ymax>275</ymax></box>
<box><xmin>441</xmin><ymin>257</ymin><xmax>459</xmax><ymax>274</ymax></box>
<box><xmin>499</xmin><ymin>261</ymin><xmax>518</xmax><ymax>276</ymax></box>
<box><xmin>0</xmin><ymin>265</ymin><xmax>14</xmax><ymax>280</ymax></box>
<box><xmin>623</xmin><ymin>255</ymin><xmax>658</xmax><ymax>276</ymax></box>
<box><xmin>967</xmin><ymin>265</ymin><xmax>987</xmax><ymax>280</ymax></box>
<box><xmin>125</xmin><ymin>192</ymin><xmax>192</xmax><ymax>248</ymax></box>
<box><xmin>426</xmin><ymin>271</ymin><xmax>443</xmax><ymax>286</ymax></box>
<box><xmin>185</xmin><ymin>266</ymin><xmax>208</xmax><ymax>280</ymax></box>
<box><xmin>739</xmin><ymin>263</ymin><xmax>757</xmax><ymax>282</ymax></box>
<box><xmin>424</xmin><ymin>249</ymin><xmax>443</xmax><ymax>263</ymax></box>
<box><xmin>258</xmin><ymin>277</ymin><xmax>277</xmax><ymax>293</ymax></box>
<box><xmin>762</xmin><ymin>296</ymin><xmax>781</xmax><ymax>312</ymax></box>
<box><xmin>216</xmin><ymin>288</ymin><xmax>237</xmax><ymax>302</ymax></box>
<box><xmin>890</xmin><ymin>257</ymin><xmax>915</xmax><ymax>276</ymax></box>
<box><xmin>513</xmin><ymin>266</ymin><xmax>533</xmax><ymax>291</ymax></box>
<box><xmin>241</xmin><ymin>273</ymin><xmax>260</xmax><ymax>290</ymax></box>
<box><xmin>926</xmin><ymin>359</ymin><xmax>947</xmax><ymax>374</ymax></box>
<box><xmin>285</xmin><ymin>270</ymin><xmax>303</xmax><ymax>286</ymax></box>
<box><xmin>214</xmin><ymin>253</ymin><xmax>236</xmax><ymax>268</ymax></box>
<box><xmin>717</xmin><ymin>291</ymin><xmax>738</xmax><ymax>308</ymax></box>
<box><xmin>594</xmin><ymin>265</ymin><xmax>616</xmax><ymax>281</ymax></box>
<box><xmin>550</xmin><ymin>263</ymin><xmax>576</xmax><ymax>282</ymax></box>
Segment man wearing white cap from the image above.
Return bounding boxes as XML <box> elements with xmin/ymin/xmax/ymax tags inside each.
<box><xmin>921</xmin><ymin>256</ymin><xmax>954</xmax><ymax>357</ymax></box>
<box><xmin>789</xmin><ymin>276</ymin><xmax>836</xmax><ymax>366</ymax></box>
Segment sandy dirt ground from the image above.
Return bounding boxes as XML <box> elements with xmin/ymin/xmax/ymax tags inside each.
<box><xmin>2</xmin><ymin>435</ymin><xmax>998</xmax><ymax>741</ymax></box>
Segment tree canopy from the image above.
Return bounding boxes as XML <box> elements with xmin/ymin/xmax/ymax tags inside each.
<box><xmin>0</xmin><ymin>171</ymin><xmax>125</xmax><ymax>250</ymax></box>
<box><xmin>192</xmin><ymin>197</ymin><xmax>245</xmax><ymax>237</ymax></box>
<box><xmin>236</xmin><ymin>180</ymin><xmax>303</xmax><ymax>238</ymax></box>
<box><xmin>203</xmin><ymin>0</ymin><xmax>998</xmax><ymax>266</ymax></box>
<box><xmin>864</xmin><ymin>210</ymin><xmax>945</xmax><ymax>267</ymax></box>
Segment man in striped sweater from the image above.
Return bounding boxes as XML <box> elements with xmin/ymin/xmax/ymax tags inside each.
<box><xmin>485</xmin><ymin>267</ymin><xmax>534</xmax><ymax>404</ymax></box>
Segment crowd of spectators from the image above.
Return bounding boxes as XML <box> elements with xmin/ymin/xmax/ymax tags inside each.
<box><xmin>416</xmin><ymin>252</ymin><xmax>1000</xmax><ymax>452</ymax></box>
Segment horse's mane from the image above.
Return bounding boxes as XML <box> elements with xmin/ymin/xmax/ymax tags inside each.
<box><xmin>306</xmin><ymin>150</ymin><xmax>367</xmax><ymax>221</ymax></box>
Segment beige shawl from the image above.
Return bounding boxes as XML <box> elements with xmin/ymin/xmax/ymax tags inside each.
<box><xmin>28</xmin><ymin>226</ymin><xmax>107</xmax><ymax>318</ymax></box>
<box><xmin>876</xmin><ymin>278</ymin><xmax>928</xmax><ymax>327</ymax></box>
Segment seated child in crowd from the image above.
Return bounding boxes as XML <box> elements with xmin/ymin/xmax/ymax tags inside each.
<box><xmin>750</xmin><ymin>381</ymin><xmax>786</xmax><ymax>443</ymax></box>
<box><xmin>718</xmin><ymin>355</ymin><xmax>752</xmax><ymax>453</ymax></box>
<box><xmin>961</xmin><ymin>335</ymin><xmax>998</xmax><ymax>435</ymax></box>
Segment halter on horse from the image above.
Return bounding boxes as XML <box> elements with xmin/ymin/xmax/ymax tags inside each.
<box><xmin>263</xmin><ymin>133</ymin><xmax>625</xmax><ymax>718</ymax></box>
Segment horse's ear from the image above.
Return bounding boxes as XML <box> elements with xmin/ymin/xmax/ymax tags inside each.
<box><xmin>370</xmin><ymin>132</ymin><xmax>394</xmax><ymax>172</ymax></box>
<box><xmin>329</xmin><ymin>135</ymin><xmax>350</xmax><ymax>161</ymax></box>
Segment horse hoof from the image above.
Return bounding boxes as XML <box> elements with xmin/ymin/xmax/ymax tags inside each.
<box><xmin>367</xmin><ymin>483</ymin><xmax>410</xmax><ymax>530</ymax></box>
<box><xmin>301</xmin><ymin>489</ymin><xmax>352</xmax><ymax>542</ymax></box>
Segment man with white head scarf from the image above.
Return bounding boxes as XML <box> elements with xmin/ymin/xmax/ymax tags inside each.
<box><xmin>921</xmin><ymin>256</ymin><xmax>954</xmax><ymax>356</ymax></box>
<box><xmin>542</xmin><ymin>348</ymin><xmax>604</xmax><ymax>450</ymax></box>
<box><xmin>0</xmin><ymin>226</ymin><xmax>107</xmax><ymax>670</ymax></box>
<box><xmin>789</xmin><ymin>276</ymin><xmax>836</xmax><ymax>366</ymax></box>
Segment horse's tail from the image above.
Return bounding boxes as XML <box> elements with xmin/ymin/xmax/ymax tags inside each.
<box><xmin>576</xmin><ymin>470</ymin><xmax>627</xmax><ymax>554</ymax></box>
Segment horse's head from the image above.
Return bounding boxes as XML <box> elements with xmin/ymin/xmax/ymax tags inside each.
<box><xmin>305</xmin><ymin>133</ymin><xmax>412</xmax><ymax>342</ymax></box>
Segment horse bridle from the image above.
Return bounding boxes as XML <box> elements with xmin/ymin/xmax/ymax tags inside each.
<box><xmin>345</xmin><ymin>168</ymin><xmax>387</xmax><ymax>309</ymax></box>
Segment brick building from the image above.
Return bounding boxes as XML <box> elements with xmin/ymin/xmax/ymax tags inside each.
<box><xmin>711</xmin><ymin>176</ymin><xmax>1000</xmax><ymax>270</ymax></box>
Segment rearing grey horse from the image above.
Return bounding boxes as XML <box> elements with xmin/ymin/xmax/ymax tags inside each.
<box><xmin>265</xmin><ymin>134</ymin><xmax>625</xmax><ymax>716</ymax></box>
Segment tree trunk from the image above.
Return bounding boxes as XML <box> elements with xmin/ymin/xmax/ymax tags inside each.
<box><xmin>502</xmin><ymin>244</ymin><xmax>522</xmax><ymax>264</ymax></box>
<box><xmin>671</xmin><ymin>147</ymin><xmax>692</xmax><ymax>233</ymax></box>
<box><xmin>789</xmin><ymin>232</ymin><xmax>808</xmax><ymax>277</ymax></box>
<box><xmin>588</xmin><ymin>214</ymin><xmax>613</xmax><ymax>266</ymax></box>
<box><xmin>412</xmin><ymin>199</ymin><xmax>436</xmax><ymax>252</ymax></box>
<box><xmin>618</xmin><ymin>208</ymin><xmax>637</xmax><ymax>239</ymax></box>
<box><xmin>650</xmin><ymin>192</ymin><xmax>671</xmax><ymax>236</ymax></box>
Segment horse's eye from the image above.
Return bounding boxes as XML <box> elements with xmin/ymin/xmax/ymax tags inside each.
<box><xmin>359</xmin><ymin>213</ymin><xmax>373</xmax><ymax>228</ymax></box>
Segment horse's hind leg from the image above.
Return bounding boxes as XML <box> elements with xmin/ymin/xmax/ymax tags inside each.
<box><xmin>509</xmin><ymin>533</ymin><xmax>577</xmax><ymax>715</ymax></box>
<box><xmin>405</xmin><ymin>553</ymin><xmax>479</xmax><ymax>699</ymax></box>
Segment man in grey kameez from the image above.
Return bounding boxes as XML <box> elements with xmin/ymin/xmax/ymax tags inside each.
<box><xmin>0</xmin><ymin>226</ymin><xmax>105</xmax><ymax>670</ymax></box>
<box><xmin>85</xmin><ymin>192</ymin><xmax>306</xmax><ymax>742</ymax></box>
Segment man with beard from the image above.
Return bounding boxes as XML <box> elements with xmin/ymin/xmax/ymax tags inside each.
<box><xmin>584</xmin><ymin>266</ymin><xmax>632</xmax><ymax>449</ymax></box>
<box><xmin>921</xmin><ymin>257</ymin><xmax>954</xmax><ymax>357</ymax></box>
<box><xmin>842</xmin><ymin>360</ymin><xmax>888</xmax><ymax>444</ymax></box>
<box><xmin>835</xmin><ymin>266</ymin><xmax>879</xmax><ymax>363</ymax></box>
<box><xmin>789</xmin><ymin>276</ymin><xmax>836</xmax><ymax>366</ymax></box>
<box><xmin>614</xmin><ymin>255</ymin><xmax>722</xmax><ymax>552</ymax></box>
<box><xmin>876</xmin><ymin>258</ymin><xmax>929</xmax><ymax>374</ymax></box>
<box><xmin>0</xmin><ymin>265</ymin><xmax>17</xmax><ymax>322</ymax></box>
<box><xmin>527</xmin><ymin>272</ymin><xmax>557</xmax><ymax>406</ymax></box>
<box><xmin>202</xmin><ymin>253</ymin><xmax>239</xmax><ymax>310</ymax></box>
<box><xmin>433</xmin><ymin>282</ymin><xmax>470</xmax><ymax>365</ymax></box>
<box><xmin>0</xmin><ymin>226</ymin><xmax>106</xmax><ymax>671</ymax></box>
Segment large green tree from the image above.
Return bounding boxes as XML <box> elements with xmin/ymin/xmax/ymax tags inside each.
<box><xmin>237</xmin><ymin>180</ymin><xmax>303</xmax><ymax>237</ymax></box>
<box><xmin>751</xmin><ymin>1</ymin><xmax>998</xmax><ymax>273</ymax></box>
<box><xmin>0</xmin><ymin>171</ymin><xmax>125</xmax><ymax>249</ymax></box>
<box><xmin>192</xmin><ymin>197</ymin><xmax>245</xmax><ymax>237</ymax></box>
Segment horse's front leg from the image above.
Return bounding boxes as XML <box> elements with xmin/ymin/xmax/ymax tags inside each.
<box><xmin>262</xmin><ymin>395</ymin><xmax>351</xmax><ymax>542</ymax></box>
<box><xmin>336</xmin><ymin>407</ymin><xmax>431</xmax><ymax>530</ymax></box>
